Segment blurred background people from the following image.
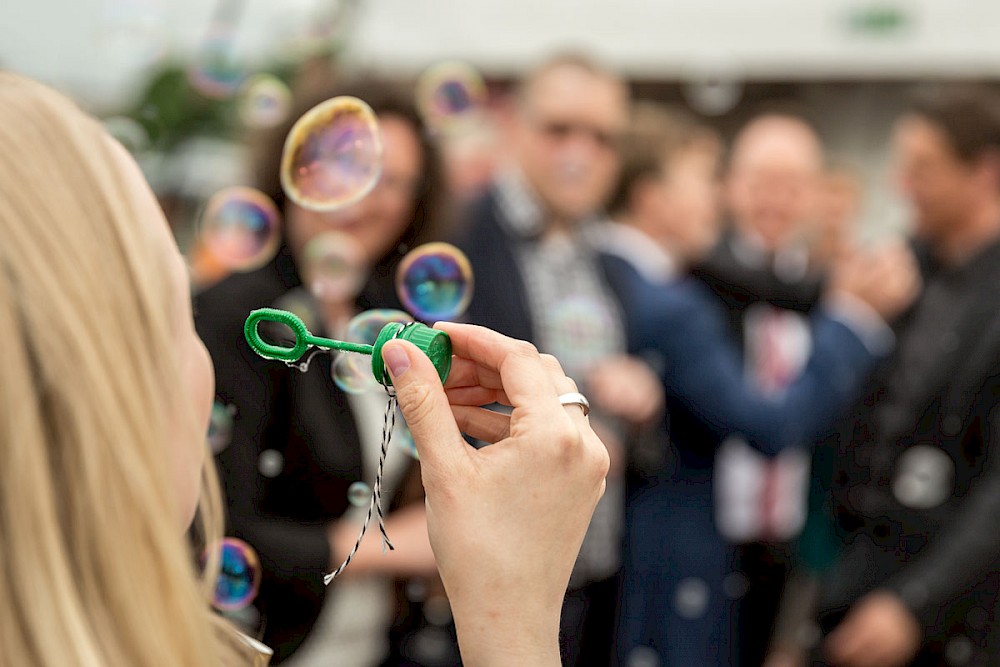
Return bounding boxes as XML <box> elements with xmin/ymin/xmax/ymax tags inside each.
<box><xmin>694</xmin><ymin>112</ymin><xmax>829</xmax><ymax>667</ymax></box>
<box><xmin>453</xmin><ymin>52</ymin><xmax>663</xmax><ymax>666</ymax></box>
<box><xmin>194</xmin><ymin>80</ymin><xmax>454</xmax><ymax>665</ymax></box>
<box><xmin>810</xmin><ymin>84</ymin><xmax>1000</xmax><ymax>667</ymax></box>
<box><xmin>601</xmin><ymin>101</ymin><xmax>918</xmax><ymax>667</ymax></box>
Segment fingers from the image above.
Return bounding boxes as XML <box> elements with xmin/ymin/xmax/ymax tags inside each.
<box><xmin>445</xmin><ymin>386</ymin><xmax>512</xmax><ymax>407</ymax></box>
<box><xmin>452</xmin><ymin>405</ymin><xmax>511</xmax><ymax>443</ymax></box>
<box><xmin>382</xmin><ymin>340</ymin><xmax>466</xmax><ymax>474</ymax></box>
<box><xmin>434</xmin><ymin>322</ymin><xmax>562</xmax><ymax>411</ymax></box>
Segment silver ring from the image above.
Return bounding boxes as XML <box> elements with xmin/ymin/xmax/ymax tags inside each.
<box><xmin>558</xmin><ymin>392</ymin><xmax>590</xmax><ymax>417</ymax></box>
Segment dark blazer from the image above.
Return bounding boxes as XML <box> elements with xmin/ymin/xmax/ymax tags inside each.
<box><xmin>452</xmin><ymin>189</ymin><xmax>535</xmax><ymax>342</ymax></box>
<box><xmin>194</xmin><ymin>247</ymin><xmax>415</xmax><ymax>662</ymax></box>
<box><xmin>822</xmin><ymin>237</ymin><xmax>1000</xmax><ymax>655</ymax></box>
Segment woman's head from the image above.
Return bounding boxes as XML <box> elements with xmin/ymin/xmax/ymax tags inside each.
<box><xmin>253</xmin><ymin>80</ymin><xmax>446</xmax><ymax>285</ymax></box>
<box><xmin>0</xmin><ymin>72</ymin><xmax>241</xmax><ymax>666</ymax></box>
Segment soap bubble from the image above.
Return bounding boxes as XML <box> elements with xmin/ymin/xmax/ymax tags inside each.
<box><xmin>416</xmin><ymin>61</ymin><xmax>488</xmax><ymax>131</ymax></box>
<box><xmin>239</xmin><ymin>74</ymin><xmax>292</xmax><ymax>129</ymax></box>
<box><xmin>673</xmin><ymin>577</ymin><xmax>710</xmax><ymax>620</ymax></box>
<box><xmin>395</xmin><ymin>243</ymin><xmax>473</xmax><ymax>321</ymax></box>
<box><xmin>301</xmin><ymin>231</ymin><xmax>367</xmax><ymax>304</ymax></box>
<box><xmin>205</xmin><ymin>537</ymin><xmax>261</xmax><ymax>611</ymax></box>
<box><xmin>892</xmin><ymin>444</ymin><xmax>954</xmax><ymax>509</ymax></box>
<box><xmin>548</xmin><ymin>296</ymin><xmax>620</xmax><ymax>376</ymax></box>
<box><xmin>189</xmin><ymin>28</ymin><xmax>245</xmax><ymax>99</ymax></box>
<box><xmin>207</xmin><ymin>401</ymin><xmax>236</xmax><ymax>455</ymax></box>
<box><xmin>347</xmin><ymin>480</ymin><xmax>371</xmax><ymax>507</ymax></box>
<box><xmin>257</xmin><ymin>449</ymin><xmax>284</xmax><ymax>478</ymax></box>
<box><xmin>199</xmin><ymin>187</ymin><xmax>281</xmax><ymax>272</ymax></box>
<box><xmin>281</xmin><ymin>96</ymin><xmax>383</xmax><ymax>211</ymax></box>
<box><xmin>98</xmin><ymin>0</ymin><xmax>167</xmax><ymax>71</ymax></box>
<box><xmin>681</xmin><ymin>56</ymin><xmax>744</xmax><ymax>117</ymax></box>
<box><xmin>271</xmin><ymin>288</ymin><xmax>321</xmax><ymax>336</ymax></box>
<box><xmin>332</xmin><ymin>309</ymin><xmax>413</xmax><ymax>394</ymax></box>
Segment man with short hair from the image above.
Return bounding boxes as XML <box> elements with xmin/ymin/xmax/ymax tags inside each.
<box><xmin>454</xmin><ymin>53</ymin><xmax>656</xmax><ymax>666</ymax></box>
<box><xmin>814</xmin><ymin>85</ymin><xmax>1000</xmax><ymax>667</ymax></box>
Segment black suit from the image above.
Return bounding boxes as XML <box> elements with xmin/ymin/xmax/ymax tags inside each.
<box><xmin>195</xmin><ymin>247</ymin><xmax>421</xmax><ymax>663</ymax></box>
<box><xmin>819</xmin><ymin>237</ymin><xmax>1000</xmax><ymax>664</ymax></box>
<box><xmin>692</xmin><ymin>233</ymin><xmax>825</xmax><ymax>667</ymax></box>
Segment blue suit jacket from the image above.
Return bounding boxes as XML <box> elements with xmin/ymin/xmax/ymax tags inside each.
<box><xmin>601</xmin><ymin>252</ymin><xmax>881</xmax><ymax>485</ymax></box>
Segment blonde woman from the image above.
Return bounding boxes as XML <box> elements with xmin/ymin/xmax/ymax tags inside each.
<box><xmin>0</xmin><ymin>71</ymin><xmax>609</xmax><ymax>667</ymax></box>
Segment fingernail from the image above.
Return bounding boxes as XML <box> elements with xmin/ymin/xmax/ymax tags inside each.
<box><xmin>383</xmin><ymin>343</ymin><xmax>410</xmax><ymax>378</ymax></box>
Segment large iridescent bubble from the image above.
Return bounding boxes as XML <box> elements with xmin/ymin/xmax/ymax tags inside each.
<box><xmin>205</xmin><ymin>537</ymin><xmax>261</xmax><ymax>612</ymax></box>
<box><xmin>332</xmin><ymin>309</ymin><xmax>413</xmax><ymax>394</ymax></box>
<box><xmin>395</xmin><ymin>243</ymin><xmax>473</xmax><ymax>321</ymax></box>
<box><xmin>199</xmin><ymin>187</ymin><xmax>281</xmax><ymax>272</ymax></box>
<box><xmin>280</xmin><ymin>96</ymin><xmax>383</xmax><ymax>211</ymax></box>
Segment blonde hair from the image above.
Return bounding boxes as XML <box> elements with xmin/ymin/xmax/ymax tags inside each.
<box><xmin>0</xmin><ymin>73</ymin><xmax>252</xmax><ymax>666</ymax></box>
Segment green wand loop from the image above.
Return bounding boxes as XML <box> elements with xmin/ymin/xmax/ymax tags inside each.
<box><xmin>243</xmin><ymin>307</ymin><xmax>452</xmax><ymax>386</ymax></box>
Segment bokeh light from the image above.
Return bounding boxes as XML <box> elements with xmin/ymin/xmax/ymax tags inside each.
<box><xmin>199</xmin><ymin>187</ymin><xmax>282</xmax><ymax>272</ymax></box>
<box><xmin>205</xmin><ymin>537</ymin><xmax>261</xmax><ymax>612</ymax></box>
<box><xmin>395</xmin><ymin>243</ymin><xmax>474</xmax><ymax>321</ymax></box>
<box><xmin>280</xmin><ymin>96</ymin><xmax>383</xmax><ymax>211</ymax></box>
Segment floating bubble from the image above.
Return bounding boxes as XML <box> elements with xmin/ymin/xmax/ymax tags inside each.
<box><xmin>200</xmin><ymin>187</ymin><xmax>281</xmax><ymax>272</ymax></box>
<box><xmin>673</xmin><ymin>577</ymin><xmax>710</xmax><ymax>620</ymax></box>
<box><xmin>302</xmin><ymin>231</ymin><xmax>367</xmax><ymax>304</ymax></box>
<box><xmin>395</xmin><ymin>243</ymin><xmax>474</xmax><ymax>321</ymax></box>
<box><xmin>239</xmin><ymin>74</ymin><xmax>292</xmax><ymax>129</ymax></box>
<box><xmin>892</xmin><ymin>444</ymin><xmax>954</xmax><ymax>509</ymax></box>
<box><xmin>272</xmin><ymin>288</ymin><xmax>321</xmax><ymax>335</ymax></box>
<box><xmin>547</xmin><ymin>296</ymin><xmax>621</xmax><ymax>377</ymax></box>
<box><xmin>205</xmin><ymin>537</ymin><xmax>261</xmax><ymax>611</ymax></box>
<box><xmin>332</xmin><ymin>354</ymin><xmax>373</xmax><ymax>394</ymax></box>
<box><xmin>258</xmin><ymin>449</ymin><xmax>284</xmax><ymax>478</ymax></box>
<box><xmin>281</xmin><ymin>96</ymin><xmax>383</xmax><ymax>211</ymax></box>
<box><xmin>626</xmin><ymin>646</ymin><xmax>661</xmax><ymax>667</ymax></box>
<box><xmin>945</xmin><ymin>636</ymin><xmax>973</xmax><ymax>666</ymax></box>
<box><xmin>416</xmin><ymin>61</ymin><xmax>488</xmax><ymax>131</ymax></box>
<box><xmin>332</xmin><ymin>309</ymin><xmax>413</xmax><ymax>393</ymax></box>
<box><xmin>347</xmin><ymin>480</ymin><xmax>371</xmax><ymax>507</ymax></box>
<box><xmin>681</xmin><ymin>56</ymin><xmax>744</xmax><ymax>117</ymax></box>
<box><xmin>207</xmin><ymin>401</ymin><xmax>236</xmax><ymax>455</ymax></box>
<box><xmin>189</xmin><ymin>28</ymin><xmax>245</xmax><ymax>99</ymax></box>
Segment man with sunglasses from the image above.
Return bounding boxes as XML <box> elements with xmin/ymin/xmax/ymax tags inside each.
<box><xmin>454</xmin><ymin>52</ymin><xmax>661</xmax><ymax>666</ymax></box>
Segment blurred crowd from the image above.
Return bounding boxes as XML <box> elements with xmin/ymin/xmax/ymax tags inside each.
<box><xmin>185</xmin><ymin>50</ymin><xmax>1000</xmax><ymax>667</ymax></box>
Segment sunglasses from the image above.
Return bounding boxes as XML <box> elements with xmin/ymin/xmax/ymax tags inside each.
<box><xmin>533</xmin><ymin>119</ymin><xmax>621</xmax><ymax>151</ymax></box>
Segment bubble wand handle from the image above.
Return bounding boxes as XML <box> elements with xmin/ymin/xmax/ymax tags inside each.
<box><xmin>244</xmin><ymin>308</ymin><xmax>374</xmax><ymax>362</ymax></box>
<box><xmin>244</xmin><ymin>308</ymin><xmax>453</xmax><ymax>387</ymax></box>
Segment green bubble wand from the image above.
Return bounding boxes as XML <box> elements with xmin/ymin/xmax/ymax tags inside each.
<box><xmin>243</xmin><ymin>308</ymin><xmax>452</xmax><ymax>582</ymax></box>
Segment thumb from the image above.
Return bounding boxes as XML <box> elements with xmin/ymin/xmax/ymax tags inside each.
<box><xmin>381</xmin><ymin>339</ymin><xmax>465</xmax><ymax>473</ymax></box>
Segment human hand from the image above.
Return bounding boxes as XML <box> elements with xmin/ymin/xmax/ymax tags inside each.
<box><xmin>824</xmin><ymin>591</ymin><xmax>921</xmax><ymax>667</ymax></box>
<box><xmin>381</xmin><ymin>323</ymin><xmax>610</xmax><ymax>666</ymax></box>
<box><xmin>826</xmin><ymin>242</ymin><xmax>920</xmax><ymax>322</ymax></box>
<box><xmin>586</xmin><ymin>354</ymin><xmax>664</xmax><ymax>426</ymax></box>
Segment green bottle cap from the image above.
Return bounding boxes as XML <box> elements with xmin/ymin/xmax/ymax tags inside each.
<box><xmin>371</xmin><ymin>321</ymin><xmax>453</xmax><ymax>387</ymax></box>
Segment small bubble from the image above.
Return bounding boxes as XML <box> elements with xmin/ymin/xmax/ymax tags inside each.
<box><xmin>199</xmin><ymin>187</ymin><xmax>281</xmax><ymax>272</ymax></box>
<box><xmin>203</xmin><ymin>537</ymin><xmax>261</xmax><ymax>611</ymax></box>
<box><xmin>347</xmin><ymin>480</ymin><xmax>371</xmax><ymax>507</ymax></box>
<box><xmin>673</xmin><ymin>577</ymin><xmax>710</xmax><ymax>620</ymax></box>
<box><xmin>395</xmin><ymin>242</ymin><xmax>474</xmax><ymax>321</ymax></box>
<box><xmin>258</xmin><ymin>449</ymin><xmax>284</xmax><ymax>478</ymax></box>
